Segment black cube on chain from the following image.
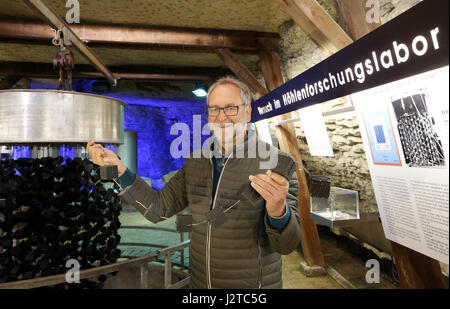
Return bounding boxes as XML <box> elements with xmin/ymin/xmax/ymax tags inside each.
<box><xmin>307</xmin><ymin>175</ymin><xmax>331</xmax><ymax>199</ymax></box>
<box><xmin>100</xmin><ymin>165</ymin><xmax>119</xmax><ymax>180</ymax></box>
<box><xmin>0</xmin><ymin>157</ymin><xmax>123</xmax><ymax>287</ymax></box>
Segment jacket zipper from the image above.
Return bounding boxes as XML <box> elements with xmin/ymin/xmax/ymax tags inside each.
<box><xmin>257</xmin><ymin>239</ymin><xmax>263</xmax><ymax>288</ymax></box>
<box><xmin>206</xmin><ymin>156</ymin><xmax>229</xmax><ymax>289</ymax></box>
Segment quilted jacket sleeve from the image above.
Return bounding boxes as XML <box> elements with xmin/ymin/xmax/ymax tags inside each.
<box><xmin>263</xmin><ymin>168</ymin><xmax>302</xmax><ymax>255</ymax></box>
<box><xmin>117</xmin><ymin>167</ymin><xmax>188</xmax><ymax>222</ymax></box>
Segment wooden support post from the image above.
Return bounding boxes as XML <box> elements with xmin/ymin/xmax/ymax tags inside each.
<box><xmin>140</xmin><ymin>263</ymin><xmax>149</xmax><ymax>289</ymax></box>
<box><xmin>260</xmin><ymin>51</ymin><xmax>325</xmax><ymax>267</ymax></box>
<box><xmin>336</xmin><ymin>1</ymin><xmax>445</xmax><ymax>289</ymax></box>
<box><xmin>390</xmin><ymin>242</ymin><xmax>445</xmax><ymax>288</ymax></box>
<box><xmin>164</xmin><ymin>254</ymin><xmax>173</xmax><ymax>288</ymax></box>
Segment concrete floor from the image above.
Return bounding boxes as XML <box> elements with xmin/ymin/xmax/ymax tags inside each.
<box><xmin>282</xmin><ymin>248</ymin><xmax>342</xmax><ymax>289</ymax></box>
<box><xmin>115</xmin><ymin>205</ymin><xmax>396</xmax><ymax>289</ymax></box>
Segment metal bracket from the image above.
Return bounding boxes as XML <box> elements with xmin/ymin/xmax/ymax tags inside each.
<box><xmin>24</xmin><ymin>0</ymin><xmax>117</xmax><ymax>86</ymax></box>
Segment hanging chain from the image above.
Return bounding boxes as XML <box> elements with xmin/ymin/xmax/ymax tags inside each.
<box><xmin>52</xmin><ymin>28</ymin><xmax>66</xmax><ymax>51</ymax></box>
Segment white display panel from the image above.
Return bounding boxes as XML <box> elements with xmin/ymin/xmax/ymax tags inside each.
<box><xmin>353</xmin><ymin>66</ymin><xmax>449</xmax><ymax>264</ymax></box>
<box><xmin>298</xmin><ymin>104</ymin><xmax>334</xmax><ymax>157</ymax></box>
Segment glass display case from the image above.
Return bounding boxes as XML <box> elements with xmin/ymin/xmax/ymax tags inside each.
<box><xmin>310</xmin><ymin>186</ymin><xmax>360</xmax><ymax>228</ymax></box>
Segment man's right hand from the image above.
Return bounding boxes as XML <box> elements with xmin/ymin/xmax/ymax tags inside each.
<box><xmin>86</xmin><ymin>140</ymin><xmax>127</xmax><ymax>177</ymax></box>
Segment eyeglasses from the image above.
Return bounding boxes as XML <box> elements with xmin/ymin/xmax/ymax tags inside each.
<box><xmin>208</xmin><ymin>104</ymin><xmax>245</xmax><ymax>116</ymax></box>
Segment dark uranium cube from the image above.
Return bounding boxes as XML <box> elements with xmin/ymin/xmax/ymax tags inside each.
<box><xmin>104</xmin><ymin>189</ymin><xmax>115</xmax><ymax>201</ymax></box>
<box><xmin>238</xmin><ymin>184</ymin><xmax>262</xmax><ymax>205</ymax></box>
<box><xmin>24</xmin><ymin>250</ymin><xmax>36</xmax><ymax>262</ymax></box>
<box><xmin>176</xmin><ymin>214</ymin><xmax>192</xmax><ymax>233</ymax></box>
<box><xmin>81</xmin><ymin>159</ymin><xmax>93</xmax><ymax>173</ymax></box>
<box><xmin>1</xmin><ymin>157</ymin><xmax>124</xmax><ymax>281</ymax></box>
<box><xmin>10</xmin><ymin>246</ymin><xmax>23</xmax><ymax>257</ymax></box>
<box><xmin>206</xmin><ymin>207</ymin><xmax>228</xmax><ymax>227</ymax></box>
<box><xmin>10</xmin><ymin>264</ymin><xmax>21</xmax><ymax>276</ymax></box>
<box><xmin>39</xmin><ymin>256</ymin><xmax>50</xmax><ymax>270</ymax></box>
<box><xmin>273</xmin><ymin>155</ymin><xmax>297</xmax><ymax>180</ymax></box>
<box><xmin>308</xmin><ymin>175</ymin><xmax>331</xmax><ymax>198</ymax></box>
<box><xmin>144</xmin><ymin>206</ymin><xmax>164</xmax><ymax>224</ymax></box>
<box><xmin>1</xmin><ymin>237</ymin><xmax>12</xmax><ymax>248</ymax></box>
<box><xmin>100</xmin><ymin>166</ymin><xmax>118</xmax><ymax>180</ymax></box>
<box><xmin>37</xmin><ymin>242</ymin><xmax>49</xmax><ymax>253</ymax></box>
<box><xmin>22</xmin><ymin>270</ymin><xmax>35</xmax><ymax>280</ymax></box>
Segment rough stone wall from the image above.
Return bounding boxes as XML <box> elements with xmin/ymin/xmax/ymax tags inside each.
<box><xmin>278</xmin><ymin>0</ymin><xmax>337</xmax><ymax>81</ymax></box>
<box><xmin>272</xmin><ymin>0</ymin><xmax>421</xmax><ymax>213</ymax></box>
<box><xmin>295</xmin><ymin>114</ymin><xmax>376</xmax><ymax>213</ymax></box>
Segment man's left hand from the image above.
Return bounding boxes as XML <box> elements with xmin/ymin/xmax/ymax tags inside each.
<box><xmin>249</xmin><ymin>170</ymin><xmax>289</xmax><ymax>217</ymax></box>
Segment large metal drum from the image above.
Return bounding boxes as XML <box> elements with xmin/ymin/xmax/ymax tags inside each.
<box><xmin>0</xmin><ymin>89</ymin><xmax>128</xmax><ymax>288</ymax></box>
<box><xmin>0</xmin><ymin>90</ymin><xmax>126</xmax><ymax>145</ymax></box>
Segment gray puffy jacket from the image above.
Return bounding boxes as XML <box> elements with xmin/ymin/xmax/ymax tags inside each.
<box><xmin>118</xmin><ymin>128</ymin><xmax>301</xmax><ymax>288</ymax></box>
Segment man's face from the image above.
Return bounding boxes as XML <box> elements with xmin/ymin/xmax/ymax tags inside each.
<box><xmin>208</xmin><ymin>83</ymin><xmax>252</xmax><ymax>145</ymax></box>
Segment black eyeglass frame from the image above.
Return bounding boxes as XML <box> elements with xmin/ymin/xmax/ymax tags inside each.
<box><xmin>207</xmin><ymin>104</ymin><xmax>246</xmax><ymax>116</ymax></box>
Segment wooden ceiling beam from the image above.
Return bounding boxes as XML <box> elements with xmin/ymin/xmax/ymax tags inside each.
<box><xmin>23</xmin><ymin>0</ymin><xmax>117</xmax><ymax>86</ymax></box>
<box><xmin>259</xmin><ymin>51</ymin><xmax>284</xmax><ymax>91</ymax></box>
<box><xmin>0</xmin><ymin>62</ymin><xmax>230</xmax><ymax>81</ymax></box>
<box><xmin>215</xmin><ymin>48</ymin><xmax>268</xmax><ymax>97</ymax></box>
<box><xmin>0</xmin><ymin>19</ymin><xmax>279</xmax><ymax>53</ymax></box>
<box><xmin>336</xmin><ymin>0</ymin><xmax>381</xmax><ymax>41</ymax></box>
<box><xmin>276</xmin><ymin>0</ymin><xmax>352</xmax><ymax>55</ymax></box>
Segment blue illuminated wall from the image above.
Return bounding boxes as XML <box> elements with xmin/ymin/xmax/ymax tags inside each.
<box><xmin>122</xmin><ymin>100</ymin><xmax>209</xmax><ymax>184</ymax></box>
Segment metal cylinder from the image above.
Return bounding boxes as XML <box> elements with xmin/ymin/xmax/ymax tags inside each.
<box><xmin>117</xmin><ymin>130</ymin><xmax>138</xmax><ymax>174</ymax></box>
<box><xmin>0</xmin><ymin>89</ymin><xmax>126</xmax><ymax>145</ymax></box>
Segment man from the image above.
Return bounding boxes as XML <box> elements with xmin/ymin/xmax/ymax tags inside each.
<box><xmin>87</xmin><ymin>76</ymin><xmax>301</xmax><ymax>289</ymax></box>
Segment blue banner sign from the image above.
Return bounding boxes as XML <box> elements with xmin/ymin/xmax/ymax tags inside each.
<box><xmin>251</xmin><ymin>0</ymin><xmax>449</xmax><ymax>122</ymax></box>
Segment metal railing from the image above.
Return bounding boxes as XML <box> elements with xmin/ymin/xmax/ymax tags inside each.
<box><xmin>118</xmin><ymin>225</ymin><xmax>191</xmax><ymax>288</ymax></box>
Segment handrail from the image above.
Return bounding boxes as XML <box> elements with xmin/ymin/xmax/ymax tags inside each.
<box><xmin>119</xmin><ymin>242</ymin><xmax>167</xmax><ymax>248</ymax></box>
<box><xmin>158</xmin><ymin>240</ymin><xmax>191</xmax><ymax>255</ymax></box>
<box><xmin>120</xmin><ymin>225</ymin><xmax>180</xmax><ymax>233</ymax></box>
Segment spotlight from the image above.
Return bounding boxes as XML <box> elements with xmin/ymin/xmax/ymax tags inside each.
<box><xmin>192</xmin><ymin>83</ymin><xmax>208</xmax><ymax>98</ymax></box>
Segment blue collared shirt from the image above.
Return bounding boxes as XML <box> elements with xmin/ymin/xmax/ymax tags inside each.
<box><xmin>117</xmin><ymin>168</ymin><xmax>136</xmax><ymax>189</ymax></box>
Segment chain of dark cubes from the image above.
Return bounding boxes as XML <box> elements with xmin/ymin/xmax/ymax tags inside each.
<box><xmin>398</xmin><ymin>113</ymin><xmax>445</xmax><ymax>167</ymax></box>
<box><xmin>0</xmin><ymin>157</ymin><xmax>122</xmax><ymax>288</ymax></box>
